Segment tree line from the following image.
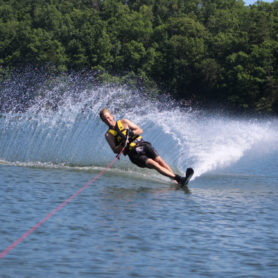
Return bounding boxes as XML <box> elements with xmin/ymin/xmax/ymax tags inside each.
<box><xmin>1</xmin><ymin>0</ymin><xmax>278</xmax><ymax>113</ymax></box>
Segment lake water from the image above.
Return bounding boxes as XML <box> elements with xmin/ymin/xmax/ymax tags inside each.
<box><xmin>1</xmin><ymin>72</ymin><xmax>278</xmax><ymax>277</ymax></box>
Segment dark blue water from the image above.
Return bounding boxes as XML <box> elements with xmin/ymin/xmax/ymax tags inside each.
<box><xmin>1</xmin><ymin>160</ymin><xmax>277</xmax><ymax>278</ymax></box>
<box><xmin>1</xmin><ymin>74</ymin><xmax>278</xmax><ymax>277</ymax></box>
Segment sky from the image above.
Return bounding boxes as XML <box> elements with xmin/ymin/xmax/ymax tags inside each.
<box><xmin>244</xmin><ymin>0</ymin><xmax>273</xmax><ymax>5</ymax></box>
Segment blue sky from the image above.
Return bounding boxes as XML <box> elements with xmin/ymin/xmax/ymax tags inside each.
<box><xmin>244</xmin><ymin>0</ymin><xmax>273</xmax><ymax>5</ymax></box>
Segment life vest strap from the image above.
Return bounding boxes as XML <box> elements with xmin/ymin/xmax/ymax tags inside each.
<box><xmin>128</xmin><ymin>137</ymin><xmax>143</xmax><ymax>150</ymax></box>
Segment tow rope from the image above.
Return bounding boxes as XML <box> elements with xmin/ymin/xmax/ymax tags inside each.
<box><xmin>0</xmin><ymin>147</ymin><xmax>126</xmax><ymax>259</ymax></box>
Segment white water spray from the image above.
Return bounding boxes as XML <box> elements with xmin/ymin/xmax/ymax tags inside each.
<box><xmin>1</xmin><ymin>71</ymin><xmax>278</xmax><ymax>179</ymax></box>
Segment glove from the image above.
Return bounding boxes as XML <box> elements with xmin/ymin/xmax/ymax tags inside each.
<box><xmin>126</xmin><ymin>129</ymin><xmax>135</xmax><ymax>138</ymax></box>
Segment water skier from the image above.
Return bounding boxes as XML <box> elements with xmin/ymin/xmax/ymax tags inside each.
<box><xmin>99</xmin><ymin>108</ymin><xmax>194</xmax><ymax>187</ymax></box>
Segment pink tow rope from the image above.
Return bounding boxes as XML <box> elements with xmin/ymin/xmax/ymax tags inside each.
<box><xmin>0</xmin><ymin>147</ymin><xmax>125</xmax><ymax>259</ymax></box>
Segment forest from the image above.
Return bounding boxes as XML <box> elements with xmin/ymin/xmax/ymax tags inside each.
<box><xmin>1</xmin><ymin>0</ymin><xmax>278</xmax><ymax>113</ymax></box>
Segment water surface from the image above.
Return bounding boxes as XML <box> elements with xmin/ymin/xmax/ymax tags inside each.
<box><xmin>1</xmin><ymin>72</ymin><xmax>278</xmax><ymax>277</ymax></box>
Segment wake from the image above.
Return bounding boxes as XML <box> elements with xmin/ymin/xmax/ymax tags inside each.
<box><xmin>1</xmin><ymin>70</ymin><xmax>278</xmax><ymax>179</ymax></box>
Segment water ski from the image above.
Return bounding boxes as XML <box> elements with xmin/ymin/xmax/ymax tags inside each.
<box><xmin>176</xmin><ymin>168</ymin><xmax>194</xmax><ymax>191</ymax></box>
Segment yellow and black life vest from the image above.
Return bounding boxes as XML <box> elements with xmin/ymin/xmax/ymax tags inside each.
<box><xmin>108</xmin><ymin>120</ymin><xmax>142</xmax><ymax>152</ymax></box>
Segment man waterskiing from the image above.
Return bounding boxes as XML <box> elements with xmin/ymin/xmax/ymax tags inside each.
<box><xmin>99</xmin><ymin>108</ymin><xmax>194</xmax><ymax>187</ymax></box>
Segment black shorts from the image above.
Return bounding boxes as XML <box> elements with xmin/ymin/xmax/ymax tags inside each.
<box><xmin>128</xmin><ymin>141</ymin><xmax>159</xmax><ymax>168</ymax></box>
